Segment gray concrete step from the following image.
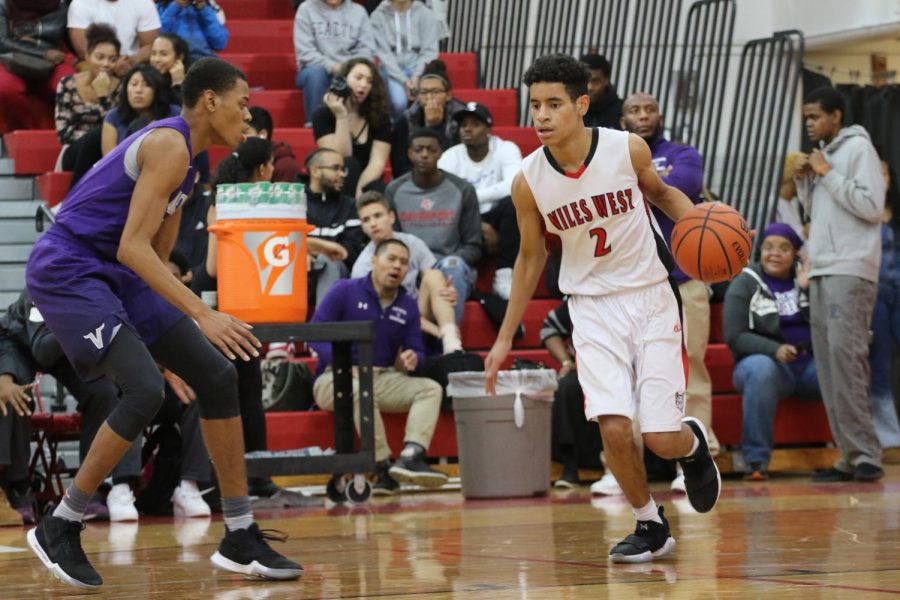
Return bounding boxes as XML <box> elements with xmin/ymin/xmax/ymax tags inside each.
<box><xmin>0</xmin><ymin>218</ymin><xmax>40</xmax><ymax>244</ymax></box>
<box><xmin>0</xmin><ymin>265</ymin><xmax>25</xmax><ymax>291</ymax></box>
<box><xmin>0</xmin><ymin>244</ymin><xmax>34</xmax><ymax>263</ymax></box>
<box><xmin>0</xmin><ymin>159</ymin><xmax>14</xmax><ymax>176</ymax></box>
<box><xmin>0</xmin><ymin>290</ymin><xmax>19</xmax><ymax>313</ymax></box>
<box><xmin>0</xmin><ymin>177</ymin><xmax>33</xmax><ymax>200</ymax></box>
<box><xmin>0</xmin><ymin>199</ymin><xmax>42</xmax><ymax>218</ymax></box>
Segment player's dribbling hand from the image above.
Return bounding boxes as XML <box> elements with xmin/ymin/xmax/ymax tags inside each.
<box><xmin>196</xmin><ymin>308</ymin><xmax>260</xmax><ymax>361</ymax></box>
<box><xmin>484</xmin><ymin>338</ymin><xmax>512</xmax><ymax>395</ymax></box>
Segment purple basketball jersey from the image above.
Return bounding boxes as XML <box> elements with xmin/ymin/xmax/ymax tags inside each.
<box><xmin>55</xmin><ymin>116</ymin><xmax>195</xmax><ymax>260</ymax></box>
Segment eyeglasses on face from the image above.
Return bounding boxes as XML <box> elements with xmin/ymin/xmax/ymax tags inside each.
<box><xmin>317</xmin><ymin>165</ymin><xmax>349</xmax><ymax>175</ymax></box>
<box><xmin>417</xmin><ymin>88</ymin><xmax>447</xmax><ymax>97</ymax></box>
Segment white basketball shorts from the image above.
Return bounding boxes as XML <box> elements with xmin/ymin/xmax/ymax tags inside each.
<box><xmin>569</xmin><ymin>280</ymin><xmax>687</xmax><ymax>433</ymax></box>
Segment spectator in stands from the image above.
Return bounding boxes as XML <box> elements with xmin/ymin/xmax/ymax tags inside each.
<box><xmin>351</xmin><ymin>191</ymin><xmax>462</xmax><ymax>355</ymax></box>
<box><xmin>55</xmin><ymin>23</ymin><xmax>121</xmax><ymax>187</ymax></box>
<box><xmin>157</xmin><ymin>0</ymin><xmax>228</xmax><ymax>62</ymax></box>
<box><xmin>723</xmin><ymin>223</ymin><xmax>820</xmax><ymax>480</ymax></box>
<box><xmin>386</xmin><ymin>128</ymin><xmax>482</xmax><ymax>324</ymax></box>
<box><xmin>247</xmin><ymin>107</ymin><xmax>300</xmax><ymax>183</ymax></box>
<box><xmin>795</xmin><ymin>87</ymin><xmax>885</xmax><ymax>482</ymax></box>
<box><xmin>310</xmin><ymin>238</ymin><xmax>449</xmax><ymax>495</ymax></box>
<box><xmin>293</xmin><ymin>0</ymin><xmax>376</xmax><ymax>124</ymax></box>
<box><xmin>304</xmin><ymin>148</ymin><xmax>368</xmax><ymax>303</ymax></box>
<box><xmin>869</xmin><ymin>161</ymin><xmax>900</xmax><ymax>464</ymax></box>
<box><xmin>580</xmin><ymin>53</ymin><xmax>622</xmax><ymax>130</ymax></box>
<box><xmin>438</xmin><ymin>102</ymin><xmax>523</xmax><ymax>299</ymax></box>
<box><xmin>100</xmin><ymin>64</ymin><xmax>179</xmax><ymax>155</ymax></box>
<box><xmin>149</xmin><ymin>32</ymin><xmax>190</xmax><ymax>104</ymax></box>
<box><xmin>67</xmin><ymin>0</ymin><xmax>160</xmax><ymax>77</ymax></box>
<box><xmin>391</xmin><ymin>59</ymin><xmax>466</xmax><ymax>177</ymax></box>
<box><xmin>541</xmin><ymin>298</ymin><xmax>603</xmax><ymax>488</ymax></box>
<box><xmin>0</xmin><ymin>289</ymin><xmax>144</xmax><ymax>521</ymax></box>
<box><xmin>0</xmin><ymin>370</ymin><xmax>33</xmax><ymax>525</ymax></box>
<box><xmin>619</xmin><ymin>91</ymin><xmax>718</xmax><ymax>493</ymax></box>
<box><xmin>0</xmin><ymin>0</ymin><xmax>75</xmax><ymax>135</ymax></box>
<box><xmin>313</xmin><ymin>58</ymin><xmax>391</xmax><ymax>196</ymax></box>
<box><xmin>370</xmin><ymin>0</ymin><xmax>440</xmax><ymax>120</ymax></box>
<box><xmin>191</xmin><ymin>141</ymin><xmax>329</xmax><ymax>508</ymax></box>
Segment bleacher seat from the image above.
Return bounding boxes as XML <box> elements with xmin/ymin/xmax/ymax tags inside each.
<box><xmin>225</xmin><ymin>20</ymin><xmax>295</xmax><ymax>54</ymax></box>
<box><xmin>492</xmin><ymin>126</ymin><xmax>541</xmax><ymax>156</ymax></box>
<box><xmin>216</xmin><ymin>0</ymin><xmax>294</xmax><ymax>20</ymax></box>
<box><xmin>35</xmin><ymin>171</ymin><xmax>72</xmax><ymax>208</ymax></box>
<box><xmin>247</xmin><ymin>90</ymin><xmax>305</xmax><ymax>127</ymax></box>
<box><xmin>222</xmin><ymin>53</ymin><xmax>297</xmax><ymax>91</ymax></box>
<box><xmin>3</xmin><ymin>130</ymin><xmax>60</xmax><ymax>175</ymax></box>
<box><xmin>455</xmin><ymin>89</ymin><xmax>518</xmax><ymax>127</ymax></box>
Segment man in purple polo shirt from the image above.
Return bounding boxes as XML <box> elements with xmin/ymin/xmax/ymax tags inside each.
<box><xmin>588</xmin><ymin>91</ymin><xmax>716</xmax><ymax>496</ymax></box>
<box><xmin>24</xmin><ymin>58</ymin><xmax>300</xmax><ymax>589</ymax></box>
<box><xmin>310</xmin><ymin>238</ymin><xmax>447</xmax><ymax>495</ymax></box>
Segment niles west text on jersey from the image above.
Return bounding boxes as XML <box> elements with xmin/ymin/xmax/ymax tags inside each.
<box><xmin>545</xmin><ymin>188</ymin><xmax>636</xmax><ymax>232</ymax></box>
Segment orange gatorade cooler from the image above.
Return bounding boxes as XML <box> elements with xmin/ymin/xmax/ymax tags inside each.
<box><xmin>209</xmin><ymin>182</ymin><xmax>313</xmax><ymax>323</ymax></box>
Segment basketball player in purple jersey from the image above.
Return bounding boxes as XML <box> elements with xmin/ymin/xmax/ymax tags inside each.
<box><xmin>25</xmin><ymin>58</ymin><xmax>302</xmax><ymax>589</ymax></box>
<box><xmin>485</xmin><ymin>54</ymin><xmax>721</xmax><ymax>563</ymax></box>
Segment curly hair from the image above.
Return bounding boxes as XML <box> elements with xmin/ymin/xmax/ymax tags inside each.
<box><xmin>116</xmin><ymin>64</ymin><xmax>174</xmax><ymax>127</ymax></box>
<box><xmin>182</xmin><ymin>57</ymin><xmax>247</xmax><ymax>109</ymax></box>
<box><xmin>523</xmin><ymin>53</ymin><xmax>590</xmax><ymax>101</ymax></box>
<box><xmin>86</xmin><ymin>22</ymin><xmax>121</xmax><ymax>55</ymax></box>
<box><xmin>341</xmin><ymin>58</ymin><xmax>390</xmax><ymax>133</ymax></box>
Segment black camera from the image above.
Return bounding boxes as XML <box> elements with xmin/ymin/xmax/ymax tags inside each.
<box><xmin>328</xmin><ymin>76</ymin><xmax>350</xmax><ymax>99</ymax></box>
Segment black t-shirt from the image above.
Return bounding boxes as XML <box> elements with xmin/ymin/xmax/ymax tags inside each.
<box><xmin>311</xmin><ymin>106</ymin><xmax>390</xmax><ymax>172</ymax></box>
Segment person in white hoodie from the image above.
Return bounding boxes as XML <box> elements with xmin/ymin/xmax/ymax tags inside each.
<box><xmin>370</xmin><ymin>0</ymin><xmax>440</xmax><ymax>120</ymax></box>
<box><xmin>293</xmin><ymin>0</ymin><xmax>376</xmax><ymax>125</ymax></box>
<box><xmin>794</xmin><ymin>86</ymin><xmax>886</xmax><ymax>483</ymax></box>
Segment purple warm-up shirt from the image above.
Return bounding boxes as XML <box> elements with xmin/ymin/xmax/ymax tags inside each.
<box><xmin>309</xmin><ymin>274</ymin><xmax>425</xmax><ymax>374</ymax></box>
<box><xmin>647</xmin><ymin>136</ymin><xmax>704</xmax><ymax>284</ymax></box>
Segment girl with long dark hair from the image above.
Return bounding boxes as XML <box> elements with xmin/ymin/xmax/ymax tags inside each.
<box><xmin>101</xmin><ymin>64</ymin><xmax>179</xmax><ymax>155</ymax></box>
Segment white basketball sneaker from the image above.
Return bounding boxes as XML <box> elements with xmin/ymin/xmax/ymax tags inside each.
<box><xmin>107</xmin><ymin>484</ymin><xmax>138</xmax><ymax>522</ymax></box>
<box><xmin>172</xmin><ymin>481</ymin><xmax>212</xmax><ymax>518</ymax></box>
<box><xmin>590</xmin><ymin>471</ymin><xmax>624</xmax><ymax>496</ymax></box>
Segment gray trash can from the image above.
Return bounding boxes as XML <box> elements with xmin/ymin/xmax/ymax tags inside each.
<box><xmin>447</xmin><ymin>370</ymin><xmax>557</xmax><ymax>499</ymax></box>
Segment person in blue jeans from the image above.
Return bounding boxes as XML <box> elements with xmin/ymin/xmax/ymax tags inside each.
<box><xmin>724</xmin><ymin>223</ymin><xmax>820</xmax><ymax>480</ymax></box>
<box><xmin>868</xmin><ymin>161</ymin><xmax>900</xmax><ymax>463</ymax></box>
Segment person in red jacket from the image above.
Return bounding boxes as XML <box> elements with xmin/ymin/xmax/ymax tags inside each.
<box><xmin>246</xmin><ymin>106</ymin><xmax>301</xmax><ymax>183</ymax></box>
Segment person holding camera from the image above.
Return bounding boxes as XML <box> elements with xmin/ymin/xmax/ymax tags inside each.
<box><xmin>313</xmin><ymin>57</ymin><xmax>391</xmax><ymax>197</ymax></box>
<box><xmin>293</xmin><ymin>0</ymin><xmax>375</xmax><ymax>125</ymax></box>
<box><xmin>723</xmin><ymin>223</ymin><xmax>821</xmax><ymax>481</ymax></box>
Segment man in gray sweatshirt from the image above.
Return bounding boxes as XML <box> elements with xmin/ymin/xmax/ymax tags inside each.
<box><xmin>386</xmin><ymin>127</ymin><xmax>482</xmax><ymax>325</ymax></box>
<box><xmin>795</xmin><ymin>86</ymin><xmax>886</xmax><ymax>482</ymax></box>
<box><xmin>293</xmin><ymin>0</ymin><xmax>376</xmax><ymax>124</ymax></box>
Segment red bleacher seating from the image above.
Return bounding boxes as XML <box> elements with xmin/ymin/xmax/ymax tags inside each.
<box><xmin>217</xmin><ymin>0</ymin><xmax>294</xmax><ymax>20</ymax></box>
<box><xmin>492</xmin><ymin>126</ymin><xmax>541</xmax><ymax>156</ymax></box>
<box><xmin>455</xmin><ymin>89</ymin><xmax>518</xmax><ymax>127</ymax></box>
<box><xmin>225</xmin><ymin>20</ymin><xmax>295</xmax><ymax>54</ymax></box>
<box><xmin>223</xmin><ymin>53</ymin><xmax>297</xmax><ymax>91</ymax></box>
<box><xmin>248</xmin><ymin>90</ymin><xmax>305</xmax><ymax>127</ymax></box>
<box><xmin>3</xmin><ymin>130</ymin><xmax>61</xmax><ymax>175</ymax></box>
<box><xmin>460</xmin><ymin>299</ymin><xmax>557</xmax><ymax>350</ymax></box>
<box><xmin>35</xmin><ymin>171</ymin><xmax>72</xmax><ymax>207</ymax></box>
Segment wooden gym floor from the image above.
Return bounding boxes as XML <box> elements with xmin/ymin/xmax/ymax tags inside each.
<box><xmin>1</xmin><ymin>466</ymin><xmax>899</xmax><ymax>599</ymax></box>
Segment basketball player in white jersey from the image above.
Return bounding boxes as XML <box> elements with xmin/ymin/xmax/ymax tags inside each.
<box><xmin>485</xmin><ymin>54</ymin><xmax>721</xmax><ymax>563</ymax></box>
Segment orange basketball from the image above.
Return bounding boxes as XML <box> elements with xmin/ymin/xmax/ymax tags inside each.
<box><xmin>670</xmin><ymin>202</ymin><xmax>751</xmax><ymax>283</ymax></box>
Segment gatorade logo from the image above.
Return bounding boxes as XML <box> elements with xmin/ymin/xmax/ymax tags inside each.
<box><xmin>244</xmin><ymin>231</ymin><xmax>301</xmax><ymax>296</ymax></box>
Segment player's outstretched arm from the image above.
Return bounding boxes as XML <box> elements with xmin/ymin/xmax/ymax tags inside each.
<box><xmin>118</xmin><ymin>128</ymin><xmax>260</xmax><ymax>361</ymax></box>
<box><xmin>629</xmin><ymin>133</ymin><xmax>694</xmax><ymax>222</ymax></box>
<box><xmin>484</xmin><ymin>172</ymin><xmax>547</xmax><ymax>394</ymax></box>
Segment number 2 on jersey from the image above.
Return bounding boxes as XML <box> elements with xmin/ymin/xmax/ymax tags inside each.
<box><xmin>589</xmin><ymin>227</ymin><xmax>611</xmax><ymax>257</ymax></box>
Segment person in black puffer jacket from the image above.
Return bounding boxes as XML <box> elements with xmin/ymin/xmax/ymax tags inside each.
<box><xmin>723</xmin><ymin>223</ymin><xmax>820</xmax><ymax>481</ymax></box>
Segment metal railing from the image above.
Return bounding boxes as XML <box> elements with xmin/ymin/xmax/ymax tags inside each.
<box><xmin>716</xmin><ymin>30</ymin><xmax>804</xmax><ymax>244</ymax></box>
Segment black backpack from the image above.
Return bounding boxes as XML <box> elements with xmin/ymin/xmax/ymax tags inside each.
<box><xmin>420</xmin><ymin>350</ymin><xmax>485</xmax><ymax>410</ymax></box>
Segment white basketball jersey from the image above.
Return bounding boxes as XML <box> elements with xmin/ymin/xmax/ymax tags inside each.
<box><xmin>521</xmin><ymin>128</ymin><xmax>671</xmax><ymax>296</ymax></box>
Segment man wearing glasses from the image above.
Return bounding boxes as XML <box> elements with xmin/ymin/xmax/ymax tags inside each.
<box><xmin>304</xmin><ymin>148</ymin><xmax>369</xmax><ymax>304</ymax></box>
<box><xmin>391</xmin><ymin>66</ymin><xmax>467</xmax><ymax>177</ymax></box>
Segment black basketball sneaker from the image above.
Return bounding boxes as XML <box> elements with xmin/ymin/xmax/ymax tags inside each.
<box><xmin>211</xmin><ymin>523</ymin><xmax>303</xmax><ymax>580</ymax></box>
<box><xmin>609</xmin><ymin>506</ymin><xmax>676</xmax><ymax>563</ymax></box>
<box><xmin>678</xmin><ymin>417</ymin><xmax>722</xmax><ymax>513</ymax></box>
<box><xmin>27</xmin><ymin>515</ymin><xmax>103</xmax><ymax>589</ymax></box>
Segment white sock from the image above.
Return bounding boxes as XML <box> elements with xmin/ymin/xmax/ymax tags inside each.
<box><xmin>632</xmin><ymin>498</ymin><xmax>663</xmax><ymax>524</ymax></box>
<box><xmin>440</xmin><ymin>324</ymin><xmax>463</xmax><ymax>354</ymax></box>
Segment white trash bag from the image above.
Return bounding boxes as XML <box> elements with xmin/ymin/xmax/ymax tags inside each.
<box><xmin>447</xmin><ymin>370</ymin><xmax>558</xmax><ymax>429</ymax></box>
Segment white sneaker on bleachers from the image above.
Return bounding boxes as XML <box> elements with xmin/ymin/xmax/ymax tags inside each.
<box><xmin>590</xmin><ymin>472</ymin><xmax>624</xmax><ymax>496</ymax></box>
<box><xmin>172</xmin><ymin>481</ymin><xmax>212</xmax><ymax>518</ymax></box>
<box><xmin>107</xmin><ymin>484</ymin><xmax>139</xmax><ymax>522</ymax></box>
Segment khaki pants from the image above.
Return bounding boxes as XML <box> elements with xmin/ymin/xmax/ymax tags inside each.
<box><xmin>679</xmin><ymin>279</ymin><xmax>719</xmax><ymax>455</ymax></box>
<box><xmin>313</xmin><ymin>367</ymin><xmax>443</xmax><ymax>462</ymax></box>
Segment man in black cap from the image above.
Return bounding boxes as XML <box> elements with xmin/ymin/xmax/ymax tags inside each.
<box><xmin>580</xmin><ymin>53</ymin><xmax>623</xmax><ymax>129</ymax></box>
<box><xmin>438</xmin><ymin>102</ymin><xmax>523</xmax><ymax>299</ymax></box>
